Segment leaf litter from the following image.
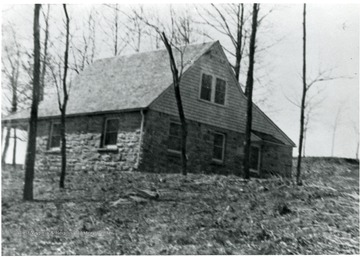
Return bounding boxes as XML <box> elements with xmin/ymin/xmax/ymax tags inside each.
<box><xmin>1</xmin><ymin>157</ymin><xmax>359</xmax><ymax>255</ymax></box>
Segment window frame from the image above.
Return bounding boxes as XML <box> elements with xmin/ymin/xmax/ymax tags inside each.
<box><xmin>167</xmin><ymin>121</ymin><xmax>182</xmax><ymax>154</ymax></box>
<box><xmin>249</xmin><ymin>145</ymin><xmax>261</xmax><ymax>173</ymax></box>
<box><xmin>212</xmin><ymin>132</ymin><xmax>226</xmax><ymax>163</ymax></box>
<box><xmin>103</xmin><ymin>118</ymin><xmax>120</xmax><ymax>148</ymax></box>
<box><xmin>198</xmin><ymin>72</ymin><xmax>227</xmax><ymax>106</ymax></box>
<box><xmin>48</xmin><ymin>122</ymin><xmax>61</xmax><ymax>150</ymax></box>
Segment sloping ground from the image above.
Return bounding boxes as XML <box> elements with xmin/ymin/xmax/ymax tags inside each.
<box><xmin>2</xmin><ymin>157</ymin><xmax>359</xmax><ymax>255</ymax></box>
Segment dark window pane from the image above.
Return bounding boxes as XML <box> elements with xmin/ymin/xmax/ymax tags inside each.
<box><xmin>168</xmin><ymin>123</ymin><xmax>181</xmax><ymax>151</ymax></box>
<box><xmin>215</xmin><ymin>78</ymin><xmax>226</xmax><ymax>105</ymax></box>
<box><xmin>213</xmin><ymin>133</ymin><xmax>225</xmax><ymax>161</ymax></box>
<box><xmin>213</xmin><ymin>133</ymin><xmax>224</xmax><ymax>147</ymax></box>
<box><xmin>52</xmin><ymin>124</ymin><xmax>61</xmax><ymax>136</ymax></box>
<box><xmin>51</xmin><ymin>135</ymin><xmax>61</xmax><ymax>148</ymax></box>
<box><xmin>169</xmin><ymin>123</ymin><xmax>181</xmax><ymax>137</ymax></box>
<box><xmin>200</xmin><ymin>74</ymin><xmax>212</xmax><ymax>101</ymax></box>
<box><xmin>213</xmin><ymin>146</ymin><xmax>223</xmax><ymax>160</ymax></box>
<box><xmin>105</xmin><ymin>132</ymin><xmax>118</xmax><ymax>146</ymax></box>
<box><xmin>250</xmin><ymin>146</ymin><xmax>260</xmax><ymax>170</ymax></box>
<box><xmin>104</xmin><ymin>119</ymin><xmax>119</xmax><ymax>146</ymax></box>
<box><xmin>106</xmin><ymin>119</ymin><xmax>119</xmax><ymax>133</ymax></box>
<box><xmin>50</xmin><ymin>124</ymin><xmax>61</xmax><ymax>148</ymax></box>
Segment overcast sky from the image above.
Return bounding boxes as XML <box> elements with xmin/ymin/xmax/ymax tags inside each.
<box><xmin>1</xmin><ymin>2</ymin><xmax>359</xmax><ymax>163</ymax></box>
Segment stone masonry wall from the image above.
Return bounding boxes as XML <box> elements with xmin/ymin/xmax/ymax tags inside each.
<box><xmin>140</xmin><ymin>110</ymin><xmax>293</xmax><ymax>177</ymax></box>
<box><xmin>35</xmin><ymin>112</ymin><xmax>142</xmax><ymax>179</ymax></box>
<box><xmin>260</xmin><ymin>143</ymin><xmax>293</xmax><ymax>178</ymax></box>
<box><xmin>140</xmin><ymin>110</ymin><xmax>245</xmax><ymax>175</ymax></box>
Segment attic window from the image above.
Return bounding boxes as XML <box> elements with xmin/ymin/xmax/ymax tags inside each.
<box><xmin>215</xmin><ymin>78</ymin><xmax>226</xmax><ymax>105</ymax></box>
<box><xmin>200</xmin><ymin>74</ymin><xmax>213</xmax><ymax>101</ymax></box>
<box><xmin>103</xmin><ymin>118</ymin><xmax>120</xmax><ymax>147</ymax></box>
<box><xmin>49</xmin><ymin>123</ymin><xmax>61</xmax><ymax>149</ymax></box>
<box><xmin>199</xmin><ymin>73</ymin><xmax>226</xmax><ymax>105</ymax></box>
<box><xmin>168</xmin><ymin>122</ymin><xmax>181</xmax><ymax>153</ymax></box>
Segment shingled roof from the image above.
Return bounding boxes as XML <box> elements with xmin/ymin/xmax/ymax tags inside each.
<box><xmin>4</xmin><ymin>41</ymin><xmax>216</xmax><ymax>120</ymax></box>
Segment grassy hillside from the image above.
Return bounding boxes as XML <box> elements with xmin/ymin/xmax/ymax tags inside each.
<box><xmin>2</xmin><ymin>157</ymin><xmax>359</xmax><ymax>255</ymax></box>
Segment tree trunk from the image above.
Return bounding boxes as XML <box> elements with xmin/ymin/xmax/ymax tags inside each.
<box><xmin>2</xmin><ymin>126</ymin><xmax>11</xmax><ymax>166</ymax></box>
<box><xmin>40</xmin><ymin>5</ymin><xmax>50</xmax><ymax>102</ymax></box>
<box><xmin>59</xmin><ymin>109</ymin><xmax>67</xmax><ymax>188</ymax></box>
<box><xmin>162</xmin><ymin>32</ymin><xmax>188</xmax><ymax>176</ymax></box>
<box><xmin>59</xmin><ymin>4</ymin><xmax>70</xmax><ymax>188</ymax></box>
<box><xmin>296</xmin><ymin>4</ymin><xmax>306</xmax><ymax>186</ymax></box>
<box><xmin>12</xmin><ymin>128</ymin><xmax>17</xmax><ymax>168</ymax></box>
<box><xmin>243</xmin><ymin>4</ymin><xmax>259</xmax><ymax>179</ymax></box>
<box><xmin>23</xmin><ymin>4</ymin><xmax>41</xmax><ymax>201</ymax></box>
<box><xmin>234</xmin><ymin>4</ymin><xmax>244</xmax><ymax>83</ymax></box>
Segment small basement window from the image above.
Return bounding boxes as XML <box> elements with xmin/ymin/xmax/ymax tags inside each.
<box><xmin>200</xmin><ymin>74</ymin><xmax>213</xmax><ymax>102</ymax></box>
<box><xmin>103</xmin><ymin>118</ymin><xmax>120</xmax><ymax>147</ymax></box>
<box><xmin>49</xmin><ymin>123</ymin><xmax>61</xmax><ymax>149</ymax></box>
<box><xmin>250</xmin><ymin>146</ymin><xmax>261</xmax><ymax>172</ymax></box>
<box><xmin>212</xmin><ymin>132</ymin><xmax>225</xmax><ymax>162</ymax></box>
<box><xmin>168</xmin><ymin>122</ymin><xmax>181</xmax><ymax>153</ymax></box>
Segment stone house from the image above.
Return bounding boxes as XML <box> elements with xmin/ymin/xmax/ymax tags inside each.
<box><xmin>3</xmin><ymin>41</ymin><xmax>295</xmax><ymax>177</ymax></box>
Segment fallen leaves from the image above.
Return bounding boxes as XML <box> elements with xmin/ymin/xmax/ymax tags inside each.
<box><xmin>1</xmin><ymin>157</ymin><xmax>359</xmax><ymax>255</ymax></box>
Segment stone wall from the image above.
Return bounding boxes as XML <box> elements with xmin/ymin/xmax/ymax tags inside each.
<box><xmin>140</xmin><ymin>110</ymin><xmax>293</xmax><ymax>177</ymax></box>
<box><xmin>35</xmin><ymin>112</ymin><xmax>142</xmax><ymax>179</ymax></box>
<box><xmin>32</xmin><ymin>109</ymin><xmax>292</xmax><ymax>178</ymax></box>
<box><xmin>260</xmin><ymin>143</ymin><xmax>293</xmax><ymax>178</ymax></box>
<box><xmin>140</xmin><ymin>110</ymin><xmax>244</xmax><ymax>175</ymax></box>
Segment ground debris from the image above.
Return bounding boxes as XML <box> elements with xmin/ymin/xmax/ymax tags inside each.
<box><xmin>2</xmin><ymin>157</ymin><xmax>359</xmax><ymax>255</ymax></box>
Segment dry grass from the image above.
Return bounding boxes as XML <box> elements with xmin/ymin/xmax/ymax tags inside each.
<box><xmin>2</xmin><ymin>157</ymin><xmax>359</xmax><ymax>255</ymax></box>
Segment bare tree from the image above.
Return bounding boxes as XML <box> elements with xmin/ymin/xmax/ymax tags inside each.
<box><xmin>57</xmin><ymin>4</ymin><xmax>71</xmax><ymax>189</ymax></box>
<box><xmin>102</xmin><ymin>4</ymin><xmax>127</xmax><ymax>56</ymax></box>
<box><xmin>118</xmin><ymin>6</ymin><xmax>146</xmax><ymax>53</ymax></box>
<box><xmin>1</xmin><ymin>31</ymin><xmax>21</xmax><ymax>167</ymax></box>
<box><xmin>136</xmin><ymin>11</ymin><xmax>193</xmax><ymax>175</ymax></box>
<box><xmin>243</xmin><ymin>4</ymin><xmax>260</xmax><ymax>179</ymax></box>
<box><xmin>40</xmin><ymin>4</ymin><xmax>50</xmax><ymax>101</ymax></box>
<box><xmin>196</xmin><ymin>4</ymin><xmax>246</xmax><ymax>83</ymax></box>
<box><xmin>72</xmin><ymin>7</ymin><xmax>97</xmax><ymax>73</ymax></box>
<box><xmin>23</xmin><ymin>4</ymin><xmax>41</xmax><ymax>201</ymax></box>
<box><xmin>330</xmin><ymin>104</ymin><xmax>346</xmax><ymax>157</ymax></box>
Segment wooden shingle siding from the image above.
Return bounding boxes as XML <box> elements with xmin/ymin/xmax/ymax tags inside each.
<box><xmin>150</xmin><ymin>42</ymin><xmax>294</xmax><ymax>146</ymax></box>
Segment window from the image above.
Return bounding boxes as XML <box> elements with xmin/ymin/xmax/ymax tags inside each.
<box><xmin>103</xmin><ymin>118</ymin><xmax>120</xmax><ymax>146</ymax></box>
<box><xmin>250</xmin><ymin>146</ymin><xmax>260</xmax><ymax>171</ymax></box>
<box><xmin>49</xmin><ymin>123</ymin><xmax>61</xmax><ymax>149</ymax></box>
<box><xmin>199</xmin><ymin>73</ymin><xmax>226</xmax><ymax>105</ymax></box>
<box><xmin>200</xmin><ymin>74</ymin><xmax>213</xmax><ymax>101</ymax></box>
<box><xmin>212</xmin><ymin>133</ymin><xmax>225</xmax><ymax>162</ymax></box>
<box><xmin>215</xmin><ymin>78</ymin><xmax>226</xmax><ymax>105</ymax></box>
<box><xmin>168</xmin><ymin>122</ymin><xmax>181</xmax><ymax>152</ymax></box>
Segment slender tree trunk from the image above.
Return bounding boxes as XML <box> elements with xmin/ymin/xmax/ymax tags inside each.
<box><xmin>162</xmin><ymin>32</ymin><xmax>188</xmax><ymax>176</ymax></box>
<box><xmin>114</xmin><ymin>4</ymin><xmax>119</xmax><ymax>56</ymax></box>
<box><xmin>59</xmin><ymin>4</ymin><xmax>70</xmax><ymax>188</ymax></box>
<box><xmin>296</xmin><ymin>4</ymin><xmax>306</xmax><ymax>186</ymax></box>
<box><xmin>331</xmin><ymin>125</ymin><xmax>336</xmax><ymax>157</ymax></box>
<box><xmin>235</xmin><ymin>4</ymin><xmax>244</xmax><ymax>83</ymax></box>
<box><xmin>2</xmin><ymin>126</ymin><xmax>11</xmax><ymax>166</ymax></box>
<box><xmin>243</xmin><ymin>4</ymin><xmax>259</xmax><ymax>179</ymax></box>
<box><xmin>23</xmin><ymin>4</ymin><xmax>41</xmax><ymax>201</ymax></box>
<box><xmin>40</xmin><ymin>5</ymin><xmax>50</xmax><ymax>102</ymax></box>
<box><xmin>302</xmin><ymin>129</ymin><xmax>306</xmax><ymax>157</ymax></box>
<box><xmin>12</xmin><ymin>128</ymin><xmax>17</xmax><ymax>167</ymax></box>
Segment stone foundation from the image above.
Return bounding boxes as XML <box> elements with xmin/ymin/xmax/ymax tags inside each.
<box><xmin>30</xmin><ymin>110</ymin><xmax>292</xmax><ymax>178</ymax></box>
<box><xmin>34</xmin><ymin>112</ymin><xmax>142</xmax><ymax>179</ymax></box>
